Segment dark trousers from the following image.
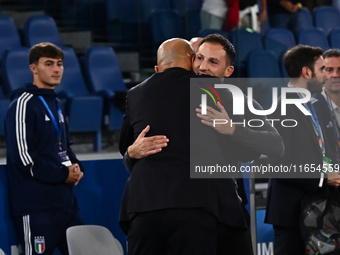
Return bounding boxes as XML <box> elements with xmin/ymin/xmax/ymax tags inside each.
<box><xmin>127</xmin><ymin>208</ymin><xmax>218</xmax><ymax>255</ymax></box>
<box><xmin>217</xmin><ymin>223</ymin><xmax>253</xmax><ymax>255</ymax></box>
<box><xmin>273</xmin><ymin>225</ymin><xmax>304</xmax><ymax>255</ymax></box>
<box><xmin>127</xmin><ymin>208</ymin><xmax>253</xmax><ymax>255</ymax></box>
<box><xmin>14</xmin><ymin>209</ymin><xmax>83</xmax><ymax>255</ymax></box>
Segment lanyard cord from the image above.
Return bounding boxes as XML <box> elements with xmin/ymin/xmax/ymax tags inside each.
<box><xmin>305</xmin><ymin>101</ymin><xmax>325</xmax><ymax>155</ymax></box>
<box><xmin>38</xmin><ymin>96</ymin><xmax>62</xmax><ymax>142</ymax></box>
<box><xmin>288</xmin><ymin>83</ymin><xmax>325</xmax><ymax>155</ymax></box>
<box><xmin>324</xmin><ymin>91</ymin><xmax>340</xmax><ymax>153</ymax></box>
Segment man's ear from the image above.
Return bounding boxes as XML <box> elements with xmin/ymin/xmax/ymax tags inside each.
<box><xmin>224</xmin><ymin>65</ymin><xmax>234</xmax><ymax>78</ymax></box>
<box><xmin>192</xmin><ymin>55</ymin><xmax>196</xmax><ymax>66</ymax></box>
<box><xmin>301</xmin><ymin>66</ymin><xmax>311</xmax><ymax>78</ymax></box>
<box><xmin>154</xmin><ymin>65</ymin><xmax>159</xmax><ymax>73</ymax></box>
<box><xmin>29</xmin><ymin>64</ymin><xmax>37</xmax><ymax>74</ymax></box>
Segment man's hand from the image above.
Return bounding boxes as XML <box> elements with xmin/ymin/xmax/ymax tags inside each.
<box><xmin>128</xmin><ymin>125</ymin><xmax>169</xmax><ymax>159</ymax></box>
<box><xmin>258</xmin><ymin>9</ymin><xmax>267</xmax><ymax>25</ymax></box>
<box><xmin>280</xmin><ymin>0</ymin><xmax>300</xmax><ymax>13</ymax></box>
<box><xmin>65</xmin><ymin>163</ymin><xmax>83</xmax><ymax>186</ymax></box>
<box><xmin>196</xmin><ymin>101</ymin><xmax>236</xmax><ymax>135</ymax></box>
<box><xmin>327</xmin><ymin>171</ymin><xmax>340</xmax><ymax>187</ymax></box>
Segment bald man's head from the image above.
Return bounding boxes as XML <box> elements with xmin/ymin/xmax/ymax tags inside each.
<box><xmin>155</xmin><ymin>38</ymin><xmax>195</xmax><ymax>73</ymax></box>
<box><xmin>190</xmin><ymin>37</ymin><xmax>203</xmax><ymax>53</ymax></box>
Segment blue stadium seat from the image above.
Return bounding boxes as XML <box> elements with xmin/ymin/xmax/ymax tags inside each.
<box><xmin>23</xmin><ymin>15</ymin><xmax>63</xmax><ymax>48</ymax></box>
<box><xmin>106</xmin><ymin>0</ymin><xmax>139</xmax><ymax>50</ymax></box>
<box><xmin>264</xmin><ymin>28</ymin><xmax>296</xmax><ymax>60</ymax></box>
<box><xmin>271</xmin><ymin>7</ymin><xmax>313</xmax><ymax>36</ymax></box>
<box><xmin>198</xmin><ymin>29</ymin><xmax>228</xmax><ymax>38</ymax></box>
<box><xmin>247</xmin><ymin>49</ymin><xmax>283</xmax><ymax>109</ymax></box>
<box><xmin>230</xmin><ymin>29</ymin><xmax>263</xmax><ymax>77</ymax></box>
<box><xmin>137</xmin><ymin>0</ymin><xmax>173</xmax><ymax>56</ymax></box>
<box><xmin>60</xmin><ymin>0</ymin><xmax>92</xmax><ymax>31</ymax></box>
<box><xmin>185</xmin><ymin>9</ymin><xmax>201</xmax><ymax>39</ymax></box>
<box><xmin>0</xmin><ymin>16</ymin><xmax>21</xmax><ymax>60</ymax></box>
<box><xmin>0</xmin><ymin>99</ymin><xmax>9</xmax><ymax>136</ymax></box>
<box><xmin>1</xmin><ymin>48</ymin><xmax>31</xmax><ymax>136</ymax></box>
<box><xmin>82</xmin><ymin>46</ymin><xmax>126</xmax><ymax>131</ymax></box>
<box><xmin>280</xmin><ymin>58</ymin><xmax>288</xmax><ymax>78</ymax></box>
<box><xmin>170</xmin><ymin>0</ymin><xmax>186</xmax><ymax>16</ymax></box>
<box><xmin>182</xmin><ymin>0</ymin><xmax>203</xmax><ymax>10</ymax></box>
<box><xmin>150</xmin><ymin>9</ymin><xmax>185</xmax><ymax>48</ymax></box>
<box><xmin>296</xmin><ymin>7</ymin><xmax>314</xmax><ymax>32</ymax></box>
<box><xmin>0</xmin><ymin>84</ymin><xmax>10</xmax><ymax>136</ymax></box>
<box><xmin>314</xmin><ymin>6</ymin><xmax>340</xmax><ymax>36</ymax></box>
<box><xmin>247</xmin><ymin>50</ymin><xmax>281</xmax><ymax>78</ymax></box>
<box><xmin>140</xmin><ymin>0</ymin><xmax>171</xmax><ymax>22</ymax></box>
<box><xmin>170</xmin><ymin>0</ymin><xmax>202</xmax><ymax>17</ymax></box>
<box><xmin>2</xmin><ymin>48</ymin><xmax>31</xmax><ymax>96</ymax></box>
<box><xmin>329</xmin><ymin>27</ymin><xmax>340</xmax><ymax>49</ymax></box>
<box><xmin>298</xmin><ymin>27</ymin><xmax>329</xmax><ymax>50</ymax></box>
<box><xmin>56</xmin><ymin>47</ymin><xmax>103</xmax><ymax>151</ymax></box>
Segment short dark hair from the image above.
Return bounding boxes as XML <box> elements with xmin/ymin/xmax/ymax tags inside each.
<box><xmin>200</xmin><ymin>34</ymin><xmax>236</xmax><ymax>65</ymax></box>
<box><xmin>29</xmin><ymin>42</ymin><xmax>64</xmax><ymax>64</ymax></box>
<box><xmin>323</xmin><ymin>49</ymin><xmax>340</xmax><ymax>59</ymax></box>
<box><xmin>284</xmin><ymin>44</ymin><xmax>323</xmax><ymax>78</ymax></box>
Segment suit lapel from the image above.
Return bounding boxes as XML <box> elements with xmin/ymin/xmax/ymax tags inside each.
<box><xmin>297</xmin><ymin>102</ymin><xmax>323</xmax><ymax>154</ymax></box>
<box><xmin>289</xmin><ymin>92</ymin><xmax>322</xmax><ymax>153</ymax></box>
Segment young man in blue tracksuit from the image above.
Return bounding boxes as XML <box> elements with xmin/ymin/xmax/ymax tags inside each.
<box><xmin>5</xmin><ymin>42</ymin><xmax>84</xmax><ymax>255</ymax></box>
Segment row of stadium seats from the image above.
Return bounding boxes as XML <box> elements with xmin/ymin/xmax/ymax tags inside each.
<box><xmin>0</xmin><ymin>15</ymin><xmax>61</xmax><ymax>60</ymax></box>
<box><xmin>1</xmin><ymin>8</ymin><xmax>338</xmax><ymax>78</ymax></box>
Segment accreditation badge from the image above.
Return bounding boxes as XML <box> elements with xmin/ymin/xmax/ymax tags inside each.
<box><xmin>323</xmin><ymin>155</ymin><xmax>332</xmax><ymax>172</ymax></box>
<box><xmin>34</xmin><ymin>236</ymin><xmax>45</xmax><ymax>254</ymax></box>
<box><xmin>55</xmin><ymin>141</ymin><xmax>71</xmax><ymax>167</ymax></box>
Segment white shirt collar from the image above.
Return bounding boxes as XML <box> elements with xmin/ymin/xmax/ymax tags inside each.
<box><xmin>322</xmin><ymin>89</ymin><xmax>340</xmax><ymax>110</ymax></box>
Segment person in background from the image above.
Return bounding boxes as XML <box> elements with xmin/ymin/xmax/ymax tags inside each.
<box><xmin>193</xmin><ymin>34</ymin><xmax>283</xmax><ymax>158</ymax></box>
<box><xmin>323</xmin><ymin>49</ymin><xmax>340</xmax><ymax>134</ymax></box>
<box><xmin>311</xmin><ymin>49</ymin><xmax>340</xmax><ymax>166</ymax></box>
<box><xmin>305</xmin><ymin>0</ymin><xmax>329</xmax><ymax>12</ymax></box>
<box><xmin>267</xmin><ymin>0</ymin><xmax>303</xmax><ymax>34</ymax></box>
<box><xmin>189</xmin><ymin>37</ymin><xmax>203</xmax><ymax>52</ymax></box>
<box><xmin>265</xmin><ymin>44</ymin><xmax>340</xmax><ymax>255</ymax></box>
<box><xmin>200</xmin><ymin>0</ymin><xmax>228</xmax><ymax>30</ymax></box>
<box><xmin>5</xmin><ymin>42</ymin><xmax>84</xmax><ymax>255</ymax></box>
<box><xmin>238</xmin><ymin>0</ymin><xmax>267</xmax><ymax>32</ymax></box>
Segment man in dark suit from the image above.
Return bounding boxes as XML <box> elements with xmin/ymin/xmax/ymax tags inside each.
<box><xmin>311</xmin><ymin>49</ymin><xmax>340</xmax><ymax>166</ymax></box>
<box><xmin>119</xmin><ymin>38</ymin><xmax>259</xmax><ymax>255</ymax></box>
<box><xmin>265</xmin><ymin>45</ymin><xmax>340</xmax><ymax>255</ymax></box>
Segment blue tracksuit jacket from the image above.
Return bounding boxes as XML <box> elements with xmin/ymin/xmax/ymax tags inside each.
<box><xmin>5</xmin><ymin>83</ymin><xmax>81</xmax><ymax>216</ymax></box>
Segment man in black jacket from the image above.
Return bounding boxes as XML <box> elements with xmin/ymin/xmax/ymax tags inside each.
<box><xmin>122</xmin><ymin>35</ymin><xmax>286</xmax><ymax>254</ymax></box>
<box><xmin>265</xmin><ymin>44</ymin><xmax>340</xmax><ymax>255</ymax></box>
<box><xmin>310</xmin><ymin>49</ymin><xmax>340</xmax><ymax>168</ymax></box>
<box><xmin>5</xmin><ymin>43</ymin><xmax>84</xmax><ymax>255</ymax></box>
<box><xmin>119</xmin><ymin>38</ymin><xmax>259</xmax><ymax>255</ymax></box>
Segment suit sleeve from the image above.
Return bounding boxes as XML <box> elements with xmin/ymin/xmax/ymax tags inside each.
<box><xmin>269</xmin><ymin>101</ymin><xmax>323</xmax><ymax>193</ymax></box>
<box><xmin>119</xmin><ymin>92</ymin><xmax>135</xmax><ymax>173</ymax></box>
<box><xmin>119</xmin><ymin>114</ymin><xmax>134</xmax><ymax>156</ymax></box>
<box><xmin>231</xmin><ymin>97</ymin><xmax>284</xmax><ymax>158</ymax></box>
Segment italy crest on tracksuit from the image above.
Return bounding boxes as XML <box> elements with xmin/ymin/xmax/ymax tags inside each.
<box><xmin>34</xmin><ymin>236</ymin><xmax>45</xmax><ymax>254</ymax></box>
